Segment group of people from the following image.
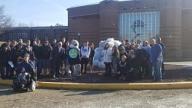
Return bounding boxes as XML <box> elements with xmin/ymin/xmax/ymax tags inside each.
<box><xmin>0</xmin><ymin>36</ymin><xmax>165</xmax><ymax>82</ymax></box>
<box><xmin>103</xmin><ymin>37</ymin><xmax>165</xmax><ymax>81</ymax></box>
<box><xmin>0</xmin><ymin>38</ymin><xmax>95</xmax><ymax>80</ymax></box>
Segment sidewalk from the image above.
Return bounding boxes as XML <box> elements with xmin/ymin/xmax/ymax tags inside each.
<box><xmin>165</xmin><ymin>61</ymin><xmax>192</xmax><ymax>67</ymax></box>
<box><xmin>1</xmin><ymin>79</ymin><xmax>192</xmax><ymax>90</ymax></box>
<box><xmin>1</xmin><ymin>63</ymin><xmax>192</xmax><ymax>90</ymax></box>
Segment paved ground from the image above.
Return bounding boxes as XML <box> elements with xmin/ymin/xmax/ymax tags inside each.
<box><xmin>41</xmin><ymin>64</ymin><xmax>192</xmax><ymax>83</ymax></box>
<box><xmin>1</xmin><ymin>64</ymin><xmax>192</xmax><ymax>83</ymax></box>
<box><xmin>0</xmin><ymin>86</ymin><xmax>192</xmax><ymax>108</ymax></box>
<box><xmin>1</xmin><ymin>63</ymin><xmax>192</xmax><ymax>108</ymax></box>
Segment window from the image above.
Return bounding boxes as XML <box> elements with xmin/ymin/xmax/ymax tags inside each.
<box><xmin>119</xmin><ymin>11</ymin><xmax>160</xmax><ymax>41</ymax></box>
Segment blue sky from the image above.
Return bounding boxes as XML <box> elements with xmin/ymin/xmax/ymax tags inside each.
<box><xmin>0</xmin><ymin>0</ymin><xmax>126</xmax><ymax>27</ymax></box>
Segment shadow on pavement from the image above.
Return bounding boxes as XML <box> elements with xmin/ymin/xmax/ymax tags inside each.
<box><xmin>0</xmin><ymin>87</ymin><xmax>27</xmax><ymax>96</ymax></box>
<box><xmin>62</xmin><ymin>90</ymin><xmax>116</xmax><ymax>96</ymax></box>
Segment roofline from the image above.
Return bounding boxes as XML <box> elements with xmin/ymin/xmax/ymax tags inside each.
<box><xmin>4</xmin><ymin>26</ymin><xmax>68</xmax><ymax>31</ymax></box>
<box><xmin>69</xmin><ymin>13</ymin><xmax>99</xmax><ymax>18</ymax></box>
<box><xmin>67</xmin><ymin>0</ymin><xmax>133</xmax><ymax>11</ymax></box>
<box><xmin>67</xmin><ymin>3</ymin><xmax>99</xmax><ymax>11</ymax></box>
<box><xmin>10</xmin><ymin>26</ymin><xmax>68</xmax><ymax>28</ymax></box>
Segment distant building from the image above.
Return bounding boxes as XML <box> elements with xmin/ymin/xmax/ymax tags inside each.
<box><xmin>0</xmin><ymin>26</ymin><xmax>68</xmax><ymax>41</ymax></box>
<box><xmin>67</xmin><ymin>0</ymin><xmax>192</xmax><ymax>61</ymax></box>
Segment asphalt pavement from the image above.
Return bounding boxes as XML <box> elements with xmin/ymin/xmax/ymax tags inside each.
<box><xmin>0</xmin><ymin>86</ymin><xmax>192</xmax><ymax>108</ymax></box>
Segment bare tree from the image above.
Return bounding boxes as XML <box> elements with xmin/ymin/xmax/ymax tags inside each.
<box><xmin>0</xmin><ymin>6</ymin><xmax>12</xmax><ymax>34</ymax></box>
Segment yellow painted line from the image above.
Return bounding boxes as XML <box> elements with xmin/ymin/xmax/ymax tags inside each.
<box><xmin>38</xmin><ymin>82</ymin><xmax>192</xmax><ymax>90</ymax></box>
<box><xmin>1</xmin><ymin>79</ymin><xmax>192</xmax><ymax>90</ymax></box>
<box><xmin>0</xmin><ymin>79</ymin><xmax>12</xmax><ymax>86</ymax></box>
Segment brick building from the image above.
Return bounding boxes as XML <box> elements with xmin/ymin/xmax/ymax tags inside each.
<box><xmin>68</xmin><ymin>0</ymin><xmax>192</xmax><ymax>61</ymax></box>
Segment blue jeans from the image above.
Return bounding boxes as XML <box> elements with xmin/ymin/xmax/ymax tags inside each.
<box><xmin>152</xmin><ymin>60</ymin><xmax>162</xmax><ymax>81</ymax></box>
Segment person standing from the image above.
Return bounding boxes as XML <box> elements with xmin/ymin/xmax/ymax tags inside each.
<box><xmin>51</xmin><ymin>39</ymin><xmax>57</xmax><ymax>49</ymax></box>
<box><xmin>136</xmin><ymin>39</ymin><xmax>143</xmax><ymax>49</ymax></box>
<box><xmin>117</xmin><ymin>55</ymin><xmax>128</xmax><ymax>80</ymax></box>
<box><xmin>80</xmin><ymin>42</ymin><xmax>91</xmax><ymax>74</ymax></box>
<box><xmin>61</xmin><ymin>37</ymin><xmax>67</xmax><ymax>50</ymax></box>
<box><xmin>157</xmin><ymin>37</ymin><xmax>165</xmax><ymax>75</ymax></box>
<box><xmin>142</xmin><ymin>40</ymin><xmax>152</xmax><ymax>77</ymax></box>
<box><xmin>52</xmin><ymin>42</ymin><xmax>65</xmax><ymax>79</ymax></box>
<box><xmin>112</xmin><ymin>45</ymin><xmax>120</xmax><ymax>76</ymax></box>
<box><xmin>143</xmin><ymin>40</ymin><xmax>152</xmax><ymax>62</ymax></box>
<box><xmin>39</xmin><ymin>40</ymin><xmax>52</xmax><ymax>77</ymax></box>
<box><xmin>32</xmin><ymin>40</ymin><xmax>41</xmax><ymax>59</ymax></box>
<box><xmin>9</xmin><ymin>40</ymin><xmax>18</xmax><ymax>79</ymax></box>
<box><xmin>151</xmin><ymin>39</ymin><xmax>163</xmax><ymax>81</ymax></box>
<box><xmin>103</xmin><ymin>43</ymin><xmax>113</xmax><ymax>77</ymax></box>
<box><xmin>32</xmin><ymin>40</ymin><xmax>41</xmax><ymax>79</ymax></box>
<box><xmin>89</xmin><ymin>42</ymin><xmax>95</xmax><ymax>73</ymax></box>
<box><xmin>10</xmin><ymin>40</ymin><xmax>18</xmax><ymax>66</ymax></box>
<box><xmin>67</xmin><ymin>40</ymin><xmax>81</xmax><ymax>76</ymax></box>
<box><xmin>0</xmin><ymin>42</ymin><xmax>11</xmax><ymax>79</ymax></box>
<box><xmin>61</xmin><ymin>37</ymin><xmax>68</xmax><ymax>74</ymax></box>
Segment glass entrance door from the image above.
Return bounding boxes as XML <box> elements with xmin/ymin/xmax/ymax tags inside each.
<box><xmin>119</xmin><ymin>11</ymin><xmax>160</xmax><ymax>41</ymax></box>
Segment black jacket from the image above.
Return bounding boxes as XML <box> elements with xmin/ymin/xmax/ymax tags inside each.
<box><xmin>52</xmin><ymin>47</ymin><xmax>65</xmax><ymax>64</ymax></box>
<box><xmin>16</xmin><ymin>60</ymin><xmax>37</xmax><ymax>81</ymax></box>
<box><xmin>39</xmin><ymin>45</ymin><xmax>52</xmax><ymax>59</ymax></box>
<box><xmin>0</xmin><ymin>45</ymin><xmax>11</xmax><ymax>66</ymax></box>
<box><xmin>32</xmin><ymin>45</ymin><xmax>41</xmax><ymax>60</ymax></box>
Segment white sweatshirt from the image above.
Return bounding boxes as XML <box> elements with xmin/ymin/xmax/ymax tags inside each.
<box><xmin>80</xmin><ymin>46</ymin><xmax>91</xmax><ymax>58</ymax></box>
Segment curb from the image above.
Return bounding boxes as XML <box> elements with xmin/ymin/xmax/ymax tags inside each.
<box><xmin>1</xmin><ymin>79</ymin><xmax>192</xmax><ymax>90</ymax></box>
<box><xmin>0</xmin><ymin>79</ymin><xmax>12</xmax><ymax>86</ymax></box>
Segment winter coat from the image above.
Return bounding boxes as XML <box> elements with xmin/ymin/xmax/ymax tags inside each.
<box><xmin>103</xmin><ymin>47</ymin><xmax>113</xmax><ymax>63</ymax></box>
